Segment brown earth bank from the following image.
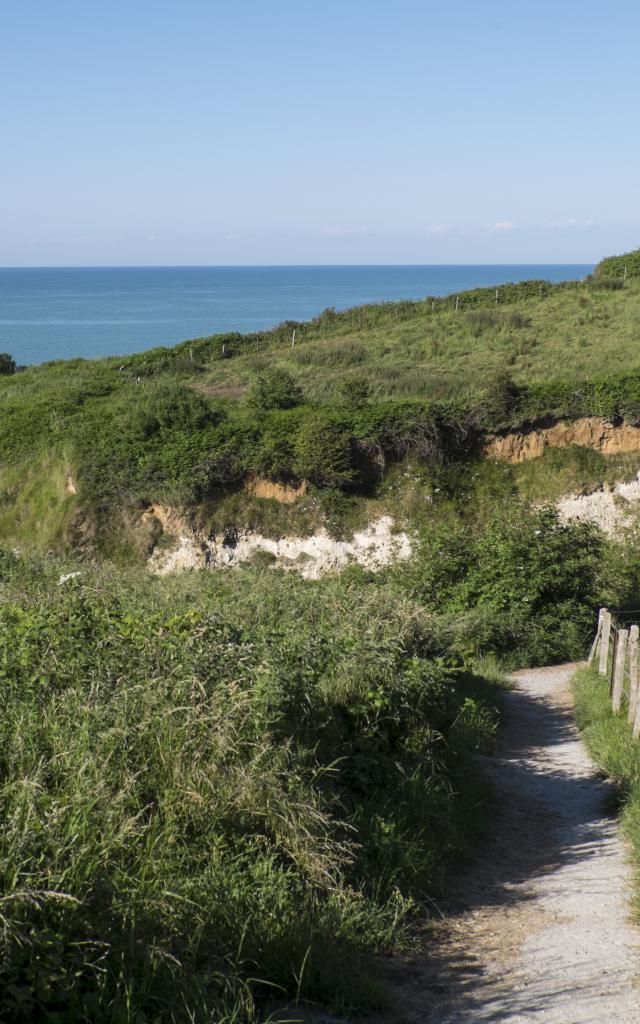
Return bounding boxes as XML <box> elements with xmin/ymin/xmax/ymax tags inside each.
<box><xmin>243</xmin><ymin>476</ymin><xmax>308</xmax><ymax>503</ymax></box>
<box><xmin>484</xmin><ymin>416</ymin><xmax>640</xmax><ymax>463</ymax></box>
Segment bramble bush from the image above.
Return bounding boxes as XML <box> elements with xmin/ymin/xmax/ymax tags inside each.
<box><xmin>595</xmin><ymin>247</ymin><xmax>640</xmax><ymax>280</ymax></box>
<box><xmin>248</xmin><ymin>367</ymin><xmax>303</xmax><ymax>410</ymax></box>
<box><xmin>0</xmin><ymin>352</ymin><xmax>16</xmax><ymax>375</ymax></box>
<box><xmin>0</xmin><ymin>553</ymin><xmax>499</xmax><ymax>1022</ymax></box>
<box><xmin>395</xmin><ymin>502</ymin><xmax>604</xmax><ymax>666</ymax></box>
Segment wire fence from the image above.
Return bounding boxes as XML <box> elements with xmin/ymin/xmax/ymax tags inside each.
<box><xmin>589</xmin><ymin>607</ymin><xmax>640</xmax><ymax>737</ymax></box>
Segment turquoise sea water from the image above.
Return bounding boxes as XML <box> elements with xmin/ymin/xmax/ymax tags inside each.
<box><xmin>0</xmin><ymin>265</ymin><xmax>592</xmax><ymax>366</ymax></box>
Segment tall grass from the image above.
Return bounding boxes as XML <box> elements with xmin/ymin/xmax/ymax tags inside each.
<box><xmin>572</xmin><ymin>666</ymin><xmax>640</xmax><ymax>916</ymax></box>
<box><xmin>0</xmin><ymin>553</ymin><xmax>500</xmax><ymax>1022</ymax></box>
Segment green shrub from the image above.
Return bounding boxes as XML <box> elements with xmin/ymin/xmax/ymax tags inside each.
<box><xmin>0</xmin><ymin>553</ymin><xmax>500</xmax><ymax>1022</ymax></box>
<box><xmin>339</xmin><ymin>378</ymin><xmax>370</xmax><ymax>409</ymax></box>
<box><xmin>249</xmin><ymin>367</ymin><xmax>303</xmax><ymax>410</ymax></box>
<box><xmin>294</xmin><ymin>413</ymin><xmax>356</xmax><ymax>487</ymax></box>
<box><xmin>128</xmin><ymin>380</ymin><xmax>217</xmax><ymax>438</ymax></box>
<box><xmin>479</xmin><ymin>370</ymin><xmax>524</xmax><ymax>427</ymax></box>
<box><xmin>595</xmin><ymin>248</ymin><xmax>640</xmax><ymax>280</ymax></box>
<box><xmin>0</xmin><ymin>352</ymin><xmax>16</xmax><ymax>375</ymax></box>
<box><xmin>397</xmin><ymin>502</ymin><xmax>603</xmax><ymax>666</ymax></box>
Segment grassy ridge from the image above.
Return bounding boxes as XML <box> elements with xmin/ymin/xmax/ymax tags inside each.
<box><xmin>595</xmin><ymin>248</ymin><xmax>640</xmax><ymax>281</ymax></box>
<box><xmin>191</xmin><ymin>277</ymin><xmax>640</xmax><ymax>404</ymax></box>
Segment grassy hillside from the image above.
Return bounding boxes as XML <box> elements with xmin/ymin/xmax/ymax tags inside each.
<box><xmin>0</xmin><ymin>549</ymin><xmax>505</xmax><ymax>1022</ymax></box>
<box><xmin>2</xmin><ymin>253</ymin><xmax>640</xmax><ymax>557</ymax></box>
<box><xmin>190</xmin><ymin>274</ymin><xmax>640</xmax><ymax>403</ymax></box>
<box><xmin>2</xmin><ymin>490</ymin><xmax>634</xmax><ymax>1022</ymax></box>
<box><xmin>4</xmin><ymin>253</ymin><xmax>640</xmax><ymax>1020</ymax></box>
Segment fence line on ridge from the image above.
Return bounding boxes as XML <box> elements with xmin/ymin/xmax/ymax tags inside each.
<box><xmin>590</xmin><ymin>607</ymin><xmax>640</xmax><ymax>737</ymax></box>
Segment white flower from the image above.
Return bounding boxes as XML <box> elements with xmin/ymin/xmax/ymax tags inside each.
<box><xmin>58</xmin><ymin>571</ymin><xmax>82</xmax><ymax>586</ymax></box>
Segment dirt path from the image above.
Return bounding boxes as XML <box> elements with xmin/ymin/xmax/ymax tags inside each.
<box><xmin>373</xmin><ymin>664</ymin><xmax>640</xmax><ymax>1023</ymax></box>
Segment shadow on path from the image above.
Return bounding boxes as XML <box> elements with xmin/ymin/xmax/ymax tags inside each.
<box><xmin>366</xmin><ymin>664</ymin><xmax>640</xmax><ymax>1024</ymax></box>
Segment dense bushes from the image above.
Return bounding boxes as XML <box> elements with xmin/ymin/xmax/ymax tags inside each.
<box><xmin>128</xmin><ymin>379</ymin><xmax>218</xmax><ymax>438</ymax></box>
<box><xmin>0</xmin><ymin>553</ymin><xmax>499</xmax><ymax>1022</ymax></box>
<box><xmin>58</xmin><ymin>381</ymin><xmax>483</xmax><ymax>511</ymax></box>
<box><xmin>64</xmin><ymin>366</ymin><xmax>640</xmax><ymax>515</ymax></box>
<box><xmin>293</xmin><ymin>412</ymin><xmax>355</xmax><ymax>487</ymax></box>
<box><xmin>509</xmin><ymin>370</ymin><xmax>640</xmax><ymax>425</ymax></box>
<box><xmin>396</xmin><ymin>503</ymin><xmax>604</xmax><ymax>666</ymax></box>
<box><xmin>10</xmin><ymin>356</ymin><xmax>640</xmax><ymax>543</ymax></box>
<box><xmin>248</xmin><ymin>367</ymin><xmax>303</xmax><ymax>410</ymax></box>
<box><xmin>0</xmin><ymin>352</ymin><xmax>16</xmax><ymax>375</ymax></box>
<box><xmin>595</xmin><ymin>247</ymin><xmax>640</xmax><ymax>280</ymax></box>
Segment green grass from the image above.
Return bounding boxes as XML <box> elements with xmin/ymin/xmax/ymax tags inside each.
<box><xmin>4</xmin><ymin>254</ymin><xmax>640</xmax><ymax>1020</ymax></box>
<box><xmin>0</xmin><ymin>550</ymin><xmax>502</xmax><ymax>1022</ymax></box>
<box><xmin>191</xmin><ymin>277</ymin><xmax>640</xmax><ymax>403</ymax></box>
<box><xmin>572</xmin><ymin>665</ymin><xmax>640</xmax><ymax>917</ymax></box>
<box><xmin>3</xmin><ymin>257</ymin><xmax>640</xmax><ymax>554</ymax></box>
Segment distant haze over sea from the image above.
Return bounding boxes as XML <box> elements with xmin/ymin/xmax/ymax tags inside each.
<box><xmin>0</xmin><ymin>264</ymin><xmax>593</xmax><ymax>366</ymax></box>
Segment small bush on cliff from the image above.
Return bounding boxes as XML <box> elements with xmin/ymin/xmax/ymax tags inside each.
<box><xmin>249</xmin><ymin>367</ymin><xmax>303</xmax><ymax>410</ymax></box>
<box><xmin>339</xmin><ymin>377</ymin><xmax>370</xmax><ymax>409</ymax></box>
<box><xmin>294</xmin><ymin>413</ymin><xmax>356</xmax><ymax>487</ymax></box>
<box><xmin>479</xmin><ymin>370</ymin><xmax>523</xmax><ymax>428</ymax></box>
<box><xmin>129</xmin><ymin>380</ymin><xmax>217</xmax><ymax>438</ymax></box>
<box><xmin>0</xmin><ymin>352</ymin><xmax>16</xmax><ymax>375</ymax></box>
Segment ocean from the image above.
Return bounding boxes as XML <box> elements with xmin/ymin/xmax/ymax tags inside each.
<box><xmin>0</xmin><ymin>264</ymin><xmax>593</xmax><ymax>366</ymax></box>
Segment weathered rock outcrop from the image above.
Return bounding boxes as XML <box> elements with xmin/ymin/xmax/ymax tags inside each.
<box><xmin>142</xmin><ymin>506</ymin><xmax>412</xmax><ymax>578</ymax></box>
<box><xmin>484</xmin><ymin>417</ymin><xmax>640</xmax><ymax>463</ymax></box>
<box><xmin>556</xmin><ymin>474</ymin><xmax>640</xmax><ymax>536</ymax></box>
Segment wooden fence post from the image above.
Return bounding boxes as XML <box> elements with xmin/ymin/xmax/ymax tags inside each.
<box><xmin>599</xmin><ymin>610</ymin><xmax>611</xmax><ymax>676</ymax></box>
<box><xmin>612</xmin><ymin>628</ymin><xmax>628</xmax><ymax>713</ymax></box>
<box><xmin>633</xmin><ymin>685</ymin><xmax>640</xmax><ymax>739</ymax></box>
<box><xmin>628</xmin><ymin>624</ymin><xmax>639</xmax><ymax>725</ymax></box>
<box><xmin>588</xmin><ymin>608</ymin><xmax>605</xmax><ymax>665</ymax></box>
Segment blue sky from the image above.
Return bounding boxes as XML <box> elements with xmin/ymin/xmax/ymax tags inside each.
<box><xmin>2</xmin><ymin>0</ymin><xmax>639</xmax><ymax>266</ymax></box>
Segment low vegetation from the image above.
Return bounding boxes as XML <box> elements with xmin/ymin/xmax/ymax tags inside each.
<box><xmin>572</xmin><ymin>665</ymin><xmax>640</xmax><ymax>915</ymax></box>
<box><xmin>2</xmin><ymin>251</ymin><xmax>640</xmax><ymax>559</ymax></box>
<box><xmin>4</xmin><ymin>250</ymin><xmax>640</xmax><ymax>1020</ymax></box>
<box><xmin>0</xmin><ymin>551</ymin><xmax>502</xmax><ymax>1022</ymax></box>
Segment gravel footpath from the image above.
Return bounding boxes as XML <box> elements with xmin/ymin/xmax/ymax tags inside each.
<box><xmin>368</xmin><ymin>664</ymin><xmax>640</xmax><ymax>1023</ymax></box>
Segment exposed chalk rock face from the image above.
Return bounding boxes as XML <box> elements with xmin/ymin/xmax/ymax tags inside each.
<box><xmin>485</xmin><ymin>417</ymin><xmax>640</xmax><ymax>463</ymax></box>
<box><xmin>144</xmin><ymin>508</ymin><xmax>412</xmax><ymax>578</ymax></box>
<box><xmin>556</xmin><ymin>474</ymin><xmax>640</xmax><ymax>536</ymax></box>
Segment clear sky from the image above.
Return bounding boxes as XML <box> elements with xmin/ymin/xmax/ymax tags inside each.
<box><xmin>2</xmin><ymin>0</ymin><xmax>639</xmax><ymax>266</ymax></box>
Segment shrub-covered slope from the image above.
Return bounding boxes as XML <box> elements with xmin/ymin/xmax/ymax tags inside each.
<box><xmin>594</xmin><ymin>246</ymin><xmax>640</xmax><ymax>281</ymax></box>
<box><xmin>0</xmin><ymin>551</ymin><xmax>501</xmax><ymax>1022</ymax></box>
<box><xmin>4</xmin><ymin>257</ymin><xmax>640</xmax><ymax>1020</ymax></box>
<box><xmin>3</xmin><ymin>258</ymin><xmax>640</xmax><ymax>556</ymax></box>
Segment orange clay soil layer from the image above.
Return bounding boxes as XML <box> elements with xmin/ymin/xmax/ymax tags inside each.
<box><xmin>484</xmin><ymin>416</ymin><xmax>640</xmax><ymax>463</ymax></box>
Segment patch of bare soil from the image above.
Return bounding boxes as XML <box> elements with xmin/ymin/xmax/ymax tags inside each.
<box><xmin>484</xmin><ymin>417</ymin><xmax>640</xmax><ymax>463</ymax></box>
<box><xmin>364</xmin><ymin>664</ymin><xmax>640</xmax><ymax>1024</ymax></box>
